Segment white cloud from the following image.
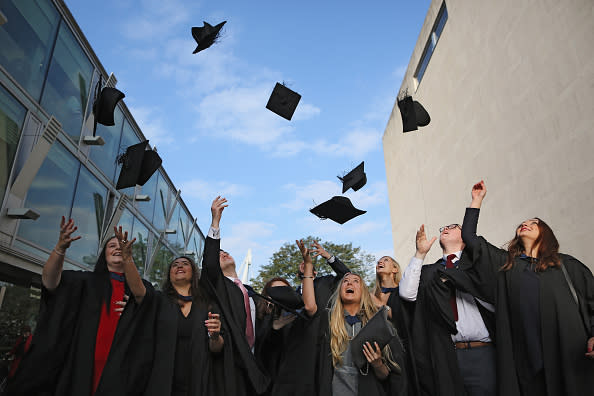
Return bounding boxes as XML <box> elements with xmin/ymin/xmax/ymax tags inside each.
<box><xmin>119</xmin><ymin>0</ymin><xmax>195</xmax><ymax>41</ymax></box>
<box><xmin>292</xmin><ymin>102</ymin><xmax>321</xmax><ymax>121</ymax></box>
<box><xmin>179</xmin><ymin>179</ymin><xmax>251</xmax><ymax>201</ymax></box>
<box><xmin>281</xmin><ymin>180</ymin><xmax>341</xmax><ymax>211</ymax></box>
<box><xmin>127</xmin><ymin>105</ymin><xmax>174</xmax><ymax>145</ymax></box>
<box><xmin>323</xmin><ymin>128</ymin><xmax>382</xmax><ymax>157</ymax></box>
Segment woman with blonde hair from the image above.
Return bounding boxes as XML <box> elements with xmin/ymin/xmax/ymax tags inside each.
<box><xmin>297</xmin><ymin>240</ymin><xmax>406</xmax><ymax>396</ymax></box>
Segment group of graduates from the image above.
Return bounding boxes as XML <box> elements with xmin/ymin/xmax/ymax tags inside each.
<box><xmin>4</xmin><ymin>180</ymin><xmax>594</xmax><ymax>396</ymax></box>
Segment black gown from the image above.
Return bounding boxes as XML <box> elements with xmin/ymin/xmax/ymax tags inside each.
<box><xmin>143</xmin><ymin>292</ymin><xmax>224</xmax><ymax>396</ymax></box>
<box><xmin>200</xmin><ymin>237</ymin><xmax>270</xmax><ymax>395</ymax></box>
<box><xmin>5</xmin><ymin>271</ymin><xmax>157</xmax><ymax>396</ymax></box>
<box><xmin>460</xmin><ymin>207</ymin><xmax>594</xmax><ymax>396</ymax></box>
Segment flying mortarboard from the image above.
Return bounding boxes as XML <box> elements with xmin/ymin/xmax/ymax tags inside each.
<box><xmin>338</xmin><ymin>161</ymin><xmax>367</xmax><ymax>193</ymax></box>
<box><xmin>92</xmin><ymin>76</ymin><xmax>125</xmax><ymax>136</ymax></box>
<box><xmin>191</xmin><ymin>21</ymin><xmax>226</xmax><ymax>54</ymax></box>
<box><xmin>350</xmin><ymin>306</ymin><xmax>399</xmax><ymax>370</ymax></box>
<box><xmin>309</xmin><ymin>196</ymin><xmax>366</xmax><ymax>225</ymax></box>
<box><xmin>246</xmin><ymin>285</ymin><xmax>308</xmax><ymax>320</ymax></box>
<box><xmin>397</xmin><ymin>95</ymin><xmax>430</xmax><ymax>133</ymax></box>
<box><xmin>115</xmin><ymin>141</ymin><xmax>162</xmax><ymax>190</ymax></box>
<box><xmin>266</xmin><ymin>286</ymin><xmax>304</xmax><ymax>310</ymax></box>
<box><xmin>266</xmin><ymin>82</ymin><xmax>301</xmax><ymax>121</ymax></box>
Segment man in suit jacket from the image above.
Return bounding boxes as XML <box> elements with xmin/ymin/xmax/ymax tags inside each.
<box><xmin>399</xmin><ymin>224</ymin><xmax>496</xmax><ymax>396</ymax></box>
<box><xmin>201</xmin><ymin>196</ymin><xmax>269</xmax><ymax>396</ymax></box>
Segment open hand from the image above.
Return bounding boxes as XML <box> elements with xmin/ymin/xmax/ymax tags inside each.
<box><xmin>310</xmin><ymin>240</ymin><xmax>331</xmax><ymax>260</ymax></box>
<box><xmin>55</xmin><ymin>216</ymin><xmax>81</xmax><ymax>253</ymax></box>
<box><xmin>211</xmin><ymin>196</ymin><xmax>228</xmax><ymax>228</ymax></box>
<box><xmin>296</xmin><ymin>240</ymin><xmax>312</xmax><ymax>265</ymax></box>
<box><xmin>415</xmin><ymin>224</ymin><xmax>436</xmax><ymax>258</ymax></box>
<box><xmin>114</xmin><ymin>226</ymin><xmax>135</xmax><ymax>258</ymax></box>
<box><xmin>363</xmin><ymin>341</ymin><xmax>384</xmax><ymax>368</ymax></box>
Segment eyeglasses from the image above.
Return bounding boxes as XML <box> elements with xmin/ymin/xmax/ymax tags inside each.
<box><xmin>439</xmin><ymin>224</ymin><xmax>461</xmax><ymax>233</ymax></box>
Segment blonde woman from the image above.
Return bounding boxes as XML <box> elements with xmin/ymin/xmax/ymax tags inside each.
<box><xmin>297</xmin><ymin>240</ymin><xmax>406</xmax><ymax>396</ymax></box>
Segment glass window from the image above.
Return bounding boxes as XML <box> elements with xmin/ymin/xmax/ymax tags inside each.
<box><xmin>40</xmin><ymin>22</ymin><xmax>93</xmax><ymax>142</ymax></box>
<box><xmin>131</xmin><ymin>219</ymin><xmax>149</xmax><ymax>276</ymax></box>
<box><xmin>0</xmin><ymin>0</ymin><xmax>60</xmax><ymax>100</ymax></box>
<box><xmin>414</xmin><ymin>2</ymin><xmax>448</xmax><ymax>85</ymax></box>
<box><xmin>88</xmin><ymin>106</ymin><xmax>124</xmax><ymax>180</ymax></box>
<box><xmin>177</xmin><ymin>207</ymin><xmax>191</xmax><ymax>252</ymax></box>
<box><xmin>116</xmin><ymin>208</ymin><xmax>135</xmax><ymax>239</ymax></box>
<box><xmin>166</xmin><ymin>205</ymin><xmax>180</xmax><ymax>251</ymax></box>
<box><xmin>191</xmin><ymin>228</ymin><xmax>204</xmax><ymax>266</ymax></box>
<box><xmin>137</xmin><ymin>171</ymin><xmax>157</xmax><ymax>223</ymax></box>
<box><xmin>152</xmin><ymin>172</ymin><xmax>170</xmax><ymax>232</ymax></box>
<box><xmin>17</xmin><ymin>142</ymin><xmax>78</xmax><ymax>253</ymax></box>
<box><xmin>0</xmin><ymin>282</ymin><xmax>40</xmax><ymax>355</ymax></box>
<box><xmin>113</xmin><ymin>119</ymin><xmax>140</xmax><ymax>197</ymax></box>
<box><xmin>0</xmin><ymin>85</ymin><xmax>27</xmax><ymax>205</ymax></box>
<box><xmin>147</xmin><ymin>241</ymin><xmax>174</xmax><ymax>289</ymax></box>
<box><xmin>67</xmin><ymin>166</ymin><xmax>108</xmax><ymax>269</ymax></box>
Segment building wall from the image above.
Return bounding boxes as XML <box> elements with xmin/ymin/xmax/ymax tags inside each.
<box><xmin>383</xmin><ymin>0</ymin><xmax>594</xmax><ymax>270</ymax></box>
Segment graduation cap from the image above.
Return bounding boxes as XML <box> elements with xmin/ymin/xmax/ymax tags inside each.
<box><xmin>310</xmin><ymin>196</ymin><xmax>366</xmax><ymax>225</ymax></box>
<box><xmin>115</xmin><ymin>141</ymin><xmax>162</xmax><ymax>190</ymax></box>
<box><xmin>191</xmin><ymin>21</ymin><xmax>226</xmax><ymax>54</ymax></box>
<box><xmin>350</xmin><ymin>306</ymin><xmax>399</xmax><ymax>370</ymax></box>
<box><xmin>91</xmin><ymin>77</ymin><xmax>125</xmax><ymax>137</ymax></box>
<box><xmin>266</xmin><ymin>82</ymin><xmax>301</xmax><ymax>121</ymax></box>
<box><xmin>266</xmin><ymin>286</ymin><xmax>304</xmax><ymax>310</ymax></box>
<box><xmin>338</xmin><ymin>161</ymin><xmax>367</xmax><ymax>193</ymax></box>
<box><xmin>245</xmin><ymin>285</ymin><xmax>308</xmax><ymax>320</ymax></box>
<box><xmin>397</xmin><ymin>95</ymin><xmax>430</xmax><ymax>133</ymax></box>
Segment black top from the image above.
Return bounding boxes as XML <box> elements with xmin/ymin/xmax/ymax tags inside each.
<box><xmin>173</xmin><ymin>307</ymin><xmax>194</xmax><ymax>394</ymax></box>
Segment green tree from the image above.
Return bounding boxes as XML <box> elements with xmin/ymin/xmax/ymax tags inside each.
<box><xmin>249</xmin><ymin>236</ymin><xmax>375</xmax><ymax>292</ymax></box>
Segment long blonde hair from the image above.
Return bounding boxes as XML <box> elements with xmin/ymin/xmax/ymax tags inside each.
<box><xmin>372</xmin><ymin>256</ymin><xmax>402</xmax><ymax>299</ymax></box>
<box><xmin>329</xmin><ymin>273</ymin><xmax>397</xmax><ymax>369</ymax></box>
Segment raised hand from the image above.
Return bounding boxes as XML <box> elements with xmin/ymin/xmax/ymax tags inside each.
<box><xmin>296</xmin><ymin>240</ymin><xmax>312</xmax><ymax>265</ymax></box>
<box><xmin>114</xmin><ymin>226</ymin><xmax>135</xmax><ymax>259</ymax></box>
<box><xmin>310</xmin><ymin>240</ymin><xmax>331</xmax><ymax>260</ymax></box>
<box><xmin>470</xmin><ymin>180</ymin><xmax>487</xmax><ymax>208</ymax></box>
<box><xmin>210</xmin><ymin>196</ymin><xmax>228</xmax><ymax>228</ymax></box>
<box><xmin>415</xmin><ymin>224</ymin><xmax>436</xmax><ymax>259</ymax></box>
<box><xmin>55</xmin><ymin>216</ymin><xmax>81</xmax><ymax>254</ymax></box>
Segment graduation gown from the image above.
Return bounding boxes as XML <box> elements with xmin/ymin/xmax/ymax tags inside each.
<box><xmin>143</xmin><ymin>292</ymin><xmax>224</xmax><ymax>396</ymax></box>
<box><xmin>6</xmin><ymin>271</ymin><xmax>157</xmax><ymax>396</ymax></box>
<box><xmin>384</xmin><ymin>289</ymin><xmax>420</xmax><ymax>396</ymax></box>
<box><xmin>317</xmin><ymin>310</ymin><xmax>407</xmax><ymax>396</ymax></box>
<box><xmin>200</xmin><ymin>237</ymin><xmax>270</xmax><ymax>395</ymax></box>
<box><xmin>460</xmin><ymin>207</ymin><xmax>594</xmax><ymax>396</ymax></box>
<box><xmin>409</xmin><ymin>255</ymin><xmax>495</xmax><ymax>396</ymax></box>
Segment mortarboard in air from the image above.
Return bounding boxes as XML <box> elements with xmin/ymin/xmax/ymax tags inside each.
<box><xmin>266</xmin><ymin>286</ymin><xmax>304</xmax><ymax>310</ymax></box>
<box><xmin>92</xmin><ymin>78</ymin><xmax>125</xmax><ymax>136</ymax></box>
<box><xmin>338</xmin><ymin>161</ymin><xmax>367</xmax><ymax>193</ymax></box>
<box><xmin>350</xmin><ymin>306</ymin><xmax>399</xmax><ymax>370</ymax></box>
<box><xmin>115</xmin><ymin>141</ymin><xmax>162</xmax><ymax>190</ymax></box>
<box><xmin>246</xmin><ymin>285</ymin><xmax>307</xmax><ymax>319</ymax></box>
<box><xmin>397</xmin><ymin>95</ymin><xmax>430</xmax><ymax>133</ymax></box>
<box><xmin>309</xmin><ymin>196</ymin><xmax>366</xmax><ymax>225</ymax></box>
<box><xmin>266</xmin><ymin>82</ymin><xmax>301</xmax><ymax>121</ymax></box>
<box><xmin>191</xmin><ymin>21</ymin><xmax>226</xmax><ymax>54</ymax></box>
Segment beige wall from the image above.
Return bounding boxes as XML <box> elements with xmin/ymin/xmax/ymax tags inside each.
<box><xmin>383</xmin><ymin>0</ymin><xmax>594</xmax><ymax>271</ymax></box>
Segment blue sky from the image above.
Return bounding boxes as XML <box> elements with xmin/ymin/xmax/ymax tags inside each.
<box><xmin>65</xmin><ymin>0</ymin><xmax>431</xmax><ymax>277</ymax></box>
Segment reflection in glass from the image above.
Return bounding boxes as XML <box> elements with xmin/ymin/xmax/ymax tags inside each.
<box><xmin>40</xmin><ymin>22</ymin><xmax>93</xmax><ymax>142</ymax></box>
<box><xmin>0</xmin><ymin>0</ymin><xmax>60</xmax><ymax>100</ymax></box>
<box><xmin>113</xmin><ymin>119</ymin><xmax>140</xmax><ymax>198</ymax></box>
<box><xmin>166</xmin><ymin>205</ymin><xmax>179</xmax><ymax>251</ymax></box>
<box><xmin>152</xmin><ymin>172</ymin><xmax>169</xmax><ymax>232</ymax></box>
<box><xmin>131</xmin><ymin>219</ymin><xmax>149</xmax><ymax>276</ymax></box>
<box><xmin>0</xmin><ymin>85</ymin><xmax>27</xmax><ymax>205</ymax></box>
<box><xmin>0</xmin><ymin>282</ymin><xmax>40</xmax><ymax>353</ymax></box>
<box><xmin>17</xmin><ymin>142</ymin><xmax>78</xmax><ymax>253</ymax></box>
<box><xmin>147</xmin><ymin>241</ymin><xmax>175</xmax><ymax>289</ymax></box>
<box><xmin>67</xmin><ymin>166</ymin><xmax>107</xmax><ymax>268</ymax></box>
<box><xmin>88</xmin><ymin>107</ymin><xmax>124</xmax><ymax>180</ymax></box>
<box><xmin>137</xmin><ymin>171</ymin><xmax>157</xmax><ymax>223</ymax></box>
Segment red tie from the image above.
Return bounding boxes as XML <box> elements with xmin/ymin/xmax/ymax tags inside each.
<box><xmin>446</xmin><ymin>254</ymin><xmax>459</xmax><ymax>321</ymax></box>
<box><xmin>233</xmin><ymin>278</ymin><xmax>255</xmax><ymax>348</ymax></box>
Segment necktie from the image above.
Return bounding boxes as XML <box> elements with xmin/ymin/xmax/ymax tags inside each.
<box><xmin>445</xmin><ymin>254</ymin><xmax>459</xmax><ymax>321</ymax></box>
<box><xmin>233</xmin><ymin>278</ymin><xmax>255</xmax><ymax>348</ymax></box>
<box><xmin>345</xmin><ymin>315</ymin><xmax>361</xmax><ymax>326</ymax></box>
<box><xmin>381</xmin><ymin>287</ymin><xmax>397</xmax><ymax>294</ymax></box>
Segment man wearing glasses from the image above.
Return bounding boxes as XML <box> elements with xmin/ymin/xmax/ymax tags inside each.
<box><xmin>399</xmin><ymin>223</ymin><xmax>496</xmax><ymax>396</ymax></box>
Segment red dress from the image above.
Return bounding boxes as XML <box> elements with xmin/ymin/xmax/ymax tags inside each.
<box><xmin>92</xmin><ymin>273</ymin><xmax>125</xmax><ymax>394</ymax></box>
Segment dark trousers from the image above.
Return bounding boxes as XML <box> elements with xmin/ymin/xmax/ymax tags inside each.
<box><xmin>456</xmin><ymin>343</ymin><xmax>496</xmax><ymax>396</ymax></box>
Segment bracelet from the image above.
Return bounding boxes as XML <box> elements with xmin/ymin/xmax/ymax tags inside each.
<box><xmin>302</xmin><ymin>275</ymin><xmax>314</xmax><ymax>279</ymax></box>
<box><xmin>53</xmin><ymin>248</ymin><xmax>65</xmax><ymax>256</ymax></box>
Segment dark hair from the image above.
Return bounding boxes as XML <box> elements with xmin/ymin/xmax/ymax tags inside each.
<box><xmin>94</xmin><ymin>236</ymin><xmax>130</xmax><ymax>310</ymax></box>
<box><xmin>161</xmin><ymin>256</ymin><xmax>207</xmax><ymax>308</ymax></box>
<box><xmin>502</xmin><ymin>217</ymin><xmax>560</xmax><ymax>272</ymax></box>
<box><xmin>257</xmin><ymin>277</ymin><xmax>291</xmax><ymax>320</ymax></box>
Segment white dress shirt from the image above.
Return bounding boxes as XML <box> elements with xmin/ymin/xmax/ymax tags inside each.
<box><xmin>399</xmin><ymin>251</ymin><xmax>493</xmax><ymax>343</ymax></box>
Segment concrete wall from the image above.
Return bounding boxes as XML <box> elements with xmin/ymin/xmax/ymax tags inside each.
<box><xmin>383</xmin><ymin>0</ymin><xmax>594</xmax><ymax>270</ymax></box>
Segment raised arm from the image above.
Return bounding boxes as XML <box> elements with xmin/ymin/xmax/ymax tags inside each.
<box><xmin>202</xmin><ymin>196</ymin><xmax>228</xmax><ymax>284</ymax></box>
<box><xmin>461</xmin><ymin>180</ymin><xmax>487</xmax><ymax>254</ymax></box>
<box><xmin>311</xmin><ymin>240</ymin><xmax>350</xmax><ymax>278</ymax></box>
<box><xmin>399</xmin><ymin>224</ymin><xmax>436</xmax><ymax>301</ymax></box>
<box><xmin>114</xmin><ymin>226</ymin><xmax>146</xmax><ymax>303</ymax></box>
<box><xmin>42</xmin><ymin>217</ymin><xmax>81</xmax><ymax>291</ymax></box>
<box><xmin>297</xmin><ymin>240</ymin><xmax>317</xmax><ymax>317</ymax></box>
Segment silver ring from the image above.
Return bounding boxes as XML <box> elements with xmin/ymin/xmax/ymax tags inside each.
<box><xmin>122</xmin><ymin>240</ymin><xmax>127</xmax><ymax>243</ymax></box>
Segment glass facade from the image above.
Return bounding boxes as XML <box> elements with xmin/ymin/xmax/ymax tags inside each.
<box><xmin>414</xmin><ymin>2</ymin><xmax>448</xmax><ymax>85</ymax></box>
<box><xmin>0</xmin><ymin>85</ymin><xmax>27</xmax><ymax>204</ymax></box>
<box><xmin>0</xmin><ymin>0</ymin><xmax>204</xmax><ymax>299</ymax></box>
